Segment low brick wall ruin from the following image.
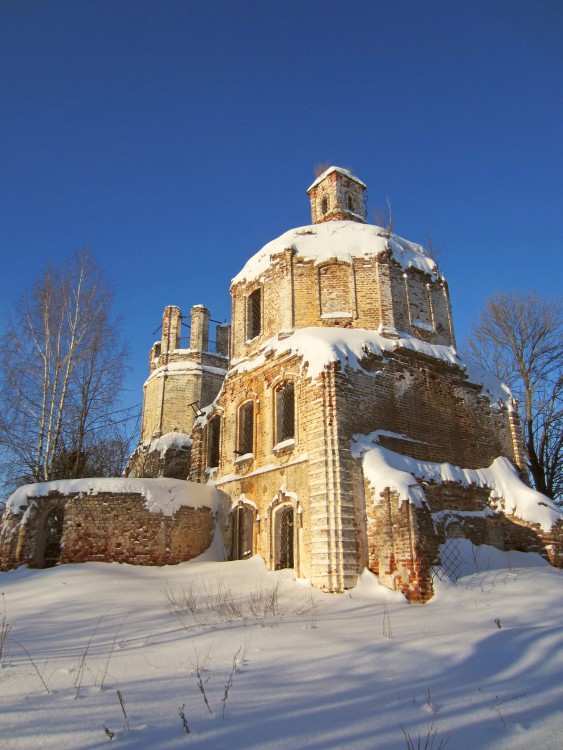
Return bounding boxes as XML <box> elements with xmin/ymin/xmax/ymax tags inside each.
<box><xmin>0</xmin><ymin>489</ymin><xmax>222</xmax><ymax>571</ymax></box>
<box><xmin>365</xmin><ymin>481</ymin><xmax>563</xmax><ymax>603</ymax></box>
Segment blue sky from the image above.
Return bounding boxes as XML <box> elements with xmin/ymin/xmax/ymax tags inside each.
<box><xmin>1</xmin><ymin>1</ymin><xmax>561</xmax><ymax>415</ymax></box>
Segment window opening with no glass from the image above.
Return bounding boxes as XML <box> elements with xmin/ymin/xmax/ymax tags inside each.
<box><xmin>247</xmin><ymin>289</ymin><xmax>261</xmax><ymax>340</ymax></box>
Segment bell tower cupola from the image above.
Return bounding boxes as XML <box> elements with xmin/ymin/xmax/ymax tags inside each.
<box><xmin>307</xmin><ymin>166</ymin><xmax>367</xmax><ymax>225</ymax></box>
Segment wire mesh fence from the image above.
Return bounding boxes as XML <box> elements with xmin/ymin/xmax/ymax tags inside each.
<box><xmin>431</xmin><ymin>537</ymin><xmax>463</xmax><ymax>583</ymax></box>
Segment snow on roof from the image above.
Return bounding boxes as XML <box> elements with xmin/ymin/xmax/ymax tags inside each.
<box><xmin>307</xmin><ymin>166</ymin><xmax>367</xmax><ymax>192</ymax></box>
<box><xmin>5</xmin><ymin>477</ymin><xmax>224</xmax><ymax>517</ymax></box>
<box><xmin>231</xmin><ymin>221</ymin><xmax>437</xmax><ymax>286</ymax></box>
<box><xmin>351</xmin><ymin>436</ymin><xmax>563</xmax><ymax>532</ymax></box>
<box><xmin>229</xmin><ymin>326</ymin><xmax>511</xmax><ymax>406</ymax></box>
<box><xmin>231</xmin><ymin>325</ymin><xmax>460</xmax><ymax>378</ymax></box>
<box><xmin>144</xmin><ymin>360</ymin><xmax>227</xmax><ymax>386</ymax></box>
<box><xmin>141</xmin><ymin>431</ymin><xmax>192</xmax><ymax>455</ymax></box>
<box><xmin>463</xmin><ymin>358</ymin><xmax>514</xmax><ymax>410</ymax></box>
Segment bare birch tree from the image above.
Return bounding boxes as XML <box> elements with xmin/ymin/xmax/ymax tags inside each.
<box><xmin>465</xmin><ymin>291</ymin><xmax>563</xmax><ymax>503</ymax></box>
<box><xmin>0</xmin><ymin>249</ymin><xmax>137</xmax><ymax>489</ymax></box>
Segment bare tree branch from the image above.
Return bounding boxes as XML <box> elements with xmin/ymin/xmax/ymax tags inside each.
<box><xmin>374</xmin><ymin>197</ymin><xmax>394</xmax><ymax>239</ymax></box>
<box><xmin>465</xmin><ymin>291</ymin><xmax>563</xmax><ymax>503</ymax></box>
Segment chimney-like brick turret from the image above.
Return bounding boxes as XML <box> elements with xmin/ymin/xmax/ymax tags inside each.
<box><xmin>307</xmin><ymin>166</ymin><xmax>367</xmax><ymax>225</ymax></box>
<box><xmin>190</xmin><ymin>304</ymin><xmax>210</xmax><ymax>352</ymax></box>
<box><xmin>161</xmin><ymin>305</ymin><xmax>182</xmax><ymax>358</ymax></box>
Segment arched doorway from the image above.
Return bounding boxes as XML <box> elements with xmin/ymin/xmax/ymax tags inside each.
<box><xmin>41</xmin><ymin>508</ymin><xmax>64</xmax><ymax>568</ymax></box>
<box><xmin>275</xmin><ymin>505</ymin><xmax>294</xmax><ymax>570</ymax></box>
<box><xmin>231</xmin><ymin>505</ymin><xmax>254</xmax><ymax>560</ymax></box>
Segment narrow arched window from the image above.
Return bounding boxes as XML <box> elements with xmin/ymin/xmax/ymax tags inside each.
<box><xmin>247</xmin><ymin>289</ymin><xmax>261</xmax><ymax>340</ymax></box>
<box><xmin>275</xmin><ymin>505</ymin><xmax>294</xmax><ymax>569</ymax></box>
<box><xmin>237</xmin><ymin>401</ymin><xmax>254</xmax><ymax>456</ymax></box>
<box><xmin>347</xmin><ymin>195</ymin><xmax>353</xmax><ymax>211</ymax></box>
<box><xmin>208</xmin><ymin>415</ymin><xmax>221</xmax><ymax>467</ymax></box>
<box><xmin>275</xmin><ymin>382</ymin><xmax>295</xmax><ymax>444</ymax></box>
<box><xmin>231</xmin><ymin>505</ymin><xmax>254</xmax><ymax>560</ymax></box>
<box><xmin>321</xmin><ymin>197</ymin><xmax>328</xmax><ymax>214</ymax></box>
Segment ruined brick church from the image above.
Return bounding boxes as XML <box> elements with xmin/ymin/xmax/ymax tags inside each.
<box><xmin>2</xmin><ymin>167</ymin><xmax>561</xmax><ymax>601</ymax></box>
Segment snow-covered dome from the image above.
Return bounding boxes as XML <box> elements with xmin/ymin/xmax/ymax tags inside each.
<box><xmin>232</xmin><ymin>221</ymin><xmax>438</xmax><ymax>287</ymax></box>
<box><xmin>229</xmin><ymin>225</ymin><xmax>452</xmax><ymax>362</ymax></box>
<box><xmin>228</xmin><ymin>168</ymin><xmax>452</xmax><ymax>361</ymax></box>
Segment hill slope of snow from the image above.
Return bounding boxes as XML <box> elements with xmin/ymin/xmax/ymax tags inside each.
<box><xmin>1</xmin><ymin>543</ymin><xmax>562</xmax><ymax>749</ymax></box>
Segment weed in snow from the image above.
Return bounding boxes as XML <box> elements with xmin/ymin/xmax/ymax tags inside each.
<box><xmin>382</xmin><ymin>599</ymin><xmax>393</xmax><ymax>639</ymax></box>
<box><xmin>164</xmin><ymin>574</ymin><xmax>302</xmax><ymax>629</ymax></box>
<box><xmin>165</xmin><ymin>576</ymin><xmax>249</xmax><ymax>630</ymax></box>
<box><xmin>191</xmin><ymin>647</ymin><xmax>213</xmax><ymax>715</ymax></box>
<box><xmin>189</xmin><ymin>640</ymin><xmax>250</xmax><ymax>718</ymax></box>
<box><xmin>163</xmin><ymin>578</ymin><xmax>198</xmax><ymax>615</ymax></box>
<box><xmin>248</xmin><ymin>578</ymin><xmax>281</xmax><ymax>624</ymax></box>
<box><xmin>0</xmin><ymin>592</ymin><xmax>12</xmax><ymax>665</ymax></box>
<box><xmin>2</xmin><ymin>594</ymin><xmax>48</xmax><ymax>695</ymax></box>
<box><xmin>402</xmin><ymin>718</ymin><xmax>449</xmax><ymax>750</ymax></box>
<box><xmin>103</xmin><ymin>726</ymin><xmax>115</xmax><ymax>740</ymax></box>
<box><xmin>75</xmin><ymin>613</ymin><xmax>105</xmax><ymax>698</ymax></box>
<box><xmin>8</xmin><ymin>637</ymin><xmax>50</xmax><ymax>693</ymax></box>
<box><xmin>116</xmin><ymin>688</ymin><xmax>129</xmax><ymax>732</ymax></box>
<box><xmin>100</xmin><ymin>613</ymin><xmax>130</xmax><ymax>689</ymax></box>
<box><xmin>178</xmin><ymin>704</ymin><xmax>190</xmax><ymax>734</ymax></box>
<box><xmin>198</xmin><ymin>576</ymin><xmax>243</xmax><ymax>622</ymax></box>
<box><xmin>221</xmin><ymin>646</ymin><xmax>241</xmax><ymax>718</ymax></box>
<box><xmin>425</xmin><ymin>687</ymin><xmax>437</xmax><ymax>716</ymax></box>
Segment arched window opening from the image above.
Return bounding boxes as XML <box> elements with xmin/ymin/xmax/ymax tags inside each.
<box><xmin>321</xmin><ymin>197</ymin><xmax>328</xmax><ymax>215</ymax></box>
<box><xmin>275</xmin><ymin>506</ymin><xmax>294</xmax><ymax>570</ymax></box>
<box><xmin>208</xmin><ymin>415</ymin><xmax>221</xmax><ymax>467</ymax></box>
<box><xmin>275</xmin><ymin>382</ymin><xmax>295</xmax><ymax>444</ymax></box>
<box><xmin>237</xmin><ymin>401</ymin><xmax>254</xmax><ymax>456</ymax></box>
<box><xmin>247</xmin><ymin>289</ymin><xmax>261</xmax><ymax>340</ymax></box>
<box><xmin>231</xmin><ymin>505</ymin><xmax>254</xmax><ymax>560</ymax></box>
<box><xmin>41</xmin><ymin>508</ymin><xmax>64</xmax><ymax>568</ymax></box>
<box><xmin>347</xmin><ymin>195</ymin><xmax>353</xmax><ymax>211</ymax></box>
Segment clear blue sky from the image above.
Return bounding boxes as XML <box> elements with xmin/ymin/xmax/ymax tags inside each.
<box><xmin>1</xmin><ymin>1</ymin><xmax>561</xmax><ymax>415</ymax></box>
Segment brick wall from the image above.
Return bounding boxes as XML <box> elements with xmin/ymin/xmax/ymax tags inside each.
<box><xmin>230</xmin><ymin>249</ymin><xmax>454</xmax><ymax>365</ymax></box>
<box><xmin>191</xmin><ymin>349</ymin><xmax>341</xmax><ymax>587</ymax></box>
<box><xmin>189</xmin><ymin>334</ymin><xmax>527</xmax><ymax>595</ymax></box>
<box><xmin>333</xmin><ymin>351</ymin><xmax>519</xmax><ymax>470</ymax></box>
<box><xmin>0</xmin><ymin>490</ymin><xmax>222</xmax><ymax>571</ymax></box>
<box><xmin>363</xmin><ymin>481</ymin><xmax>563</xmax><ymax>603</ymax></box>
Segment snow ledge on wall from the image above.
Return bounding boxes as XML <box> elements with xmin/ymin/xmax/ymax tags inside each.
<box><xmin>4</xmin><ymin>477</ymin><xmax>224</xmax><ymax>518</ymax></box>
<box><xmin>140</xmin><ymin>431</ymin><xmax>192</xmax><ymax>456</ymax></box>
<box><xmin>229</xmin><ymin>326</ymin><xmax>512</xmax><ymax>408</ymax></box>
<box><xmin>351</xmin><ymin>433</ymin><xmax>563</xmax><ymax>532</ymax></box>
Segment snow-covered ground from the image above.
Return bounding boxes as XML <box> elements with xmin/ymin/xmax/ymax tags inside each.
<box><xmin>1</xmin><ymin>541</ymin><xmax>562</xmax><ymax>749</ymax></box>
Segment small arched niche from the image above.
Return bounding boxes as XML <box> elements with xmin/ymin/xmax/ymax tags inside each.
<box><xmin>40</xmin><ymin>507</ymin><xmax>64</xmax><ymax>568</ymax></box>
<box><xmin>318</xmin><ymin>261</ymin><xmax>354</xmax><ymax>321</ymax></box>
